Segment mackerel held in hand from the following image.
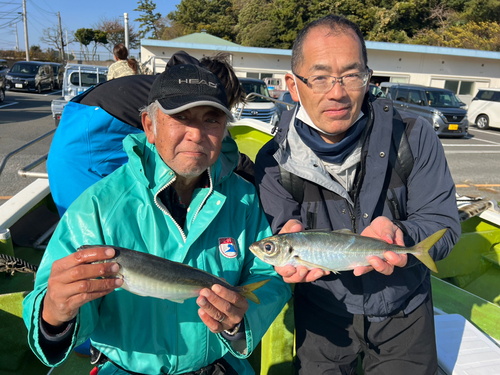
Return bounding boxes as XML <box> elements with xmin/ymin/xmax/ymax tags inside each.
<box><xmin>78</xmin><ymin>245</ymin><xmax>269</xmax><ymax>304</ymax></box>
<box><xmin>249</xmin><ymin>228</ymin><xmax>447</xmax><ymax>274</ymax></box>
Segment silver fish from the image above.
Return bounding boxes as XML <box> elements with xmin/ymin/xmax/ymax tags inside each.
<box><xmin>249</xmin><ymin>229</ymin><xmax>447</xmax><ymax>274</ymax></box>
<box><xmin>79</xmin><ymin>245</ymin><xmax>269</xmax><ymax>304</ymax></box>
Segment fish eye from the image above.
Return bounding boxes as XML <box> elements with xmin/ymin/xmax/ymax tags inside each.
<box><xmin>263</xmin><ymin>242</ymin><xmax>275</xmax><ymax>254</ymax></box>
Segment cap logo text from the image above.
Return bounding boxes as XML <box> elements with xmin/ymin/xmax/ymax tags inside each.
<box><xmin>179</xmin><ymin>79</ymin><xmax>217</xmax><ymax>88</ymax></box>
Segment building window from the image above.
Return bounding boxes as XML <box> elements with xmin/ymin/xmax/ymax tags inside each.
<box><xmin>246</xmin><ymin>72</ymin><xmax>259</xmax><ymax>79</ymax></box>
<box><xmin>444</xmin><ymin>80</ymin><xmax>474</xmax><ymax>95</ymax></box>
<box><xmin>260</xmin><ymin>73</ymin><xmax>273</xmax><ymax>79</ymax></box>
<box><xmin>459</xmin><ymin>81</ymin><xmax>474</xmax><ymax>95</ymax></box>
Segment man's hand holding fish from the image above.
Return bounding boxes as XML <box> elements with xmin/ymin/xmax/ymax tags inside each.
<box><xmin>43</xmin><ymin>247</ymin><xmax>123</xmax><ymax>327</ymax></box>
<box><xmin>353</xmin><ymin>216</ymin><xmax>407</xmax><ymax>276</ymax></box>
<box><xmin>197</xmin><ymin>284</ymin><xmax>248</xmax><ymax>334</ymax></box>
<box><xmin>274</xmin><ymin>216</ymin><xmax>408</xmax><ymax>282</ymax></box>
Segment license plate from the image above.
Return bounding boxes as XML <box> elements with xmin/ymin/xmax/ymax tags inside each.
<box><xmin>448</xmin><ymin>124</ymin><xmax>459</xmax><ymax>131</ymax></box>
<box><xmin>15</xmin><ymin>83</ymin><xmax>23</xmax><ymax>88</ymax></box>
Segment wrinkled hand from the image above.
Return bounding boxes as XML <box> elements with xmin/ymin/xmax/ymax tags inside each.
<box><xmin>43</xmin><ymin>247</ymin><xmax>123</xmax><ymax>327</ymax></box>
<box><xmin>353</xmin><ymin>216</ymin><xmax>407</xmax><ymax>276</ymax></box>
<box><xmin>197</xmin><ymin>284</ymin><xmax>248</xmax><ymax>333</ymax></box>
<box><xmin>273</xmin><ymin>219</ymin><xmax>330</xmax><ymax>284</ymax></box>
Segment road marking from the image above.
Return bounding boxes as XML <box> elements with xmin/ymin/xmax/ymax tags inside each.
<box><xmin>443</xmin><ymin>144</ymin><xmax>500</xmax><ymax>146</ymax></box>
<box><xmin>471</xmin><ymin>128</ymin><xmax>500</xmax><ymax>137</ymax></box>
<box><xmin>444</xmin><ymin>150</ymin><xmax>500</xmax><ymax>154</ymax></box>
<box><xmin>44</xmin><ymin>90</ymin><xmax>62</xmax><ymax>96</ymax></box>
<box><xmin>0</xmin><ymin>102</ymin><xmax>19</xmax><ymax>109</ymax></box>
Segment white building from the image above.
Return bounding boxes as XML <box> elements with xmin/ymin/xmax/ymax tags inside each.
<box><xmin>141</xmin><ymin>31</ymin><xmax>500</xmax><ymax>105</ymax></box>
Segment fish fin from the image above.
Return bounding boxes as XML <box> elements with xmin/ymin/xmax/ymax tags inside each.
<box><xmin>167</xmin><ymin>298</ymin><xmax>185</xmax><ymax>304</ymax></box>
<box><xmin>409</xmin><ymin>228</ymin><xmax>447</xmax><ymax>273</ymax></box>
<box><xmin>237</xmin><ymin>279</ymin><xmax>270</xmax><ymax>305</ymax></box>
<box><xmin>332</xmin><ymin>229</ymin><xmax>354</xmax><ymax>234</ymax></box>
<box><xmin>295</xmin><ymin>257</ymin><xmax>340</xmax><ymax>274</ymax></box>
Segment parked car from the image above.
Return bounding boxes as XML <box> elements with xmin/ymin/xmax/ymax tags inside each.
<box><xmin>48</xmin><ymin>62</ymin><xmax>64</xmax><ymax>89</ymax></box>
<box><xmin>51</xmin><ymin>63</ymin><xmax>108</xmax><ymax>126</ymax></box>
<box><xmin>233</xmin><ymin>77</ymin><xmax>280</xmax><ymax>127</ymax></box>
<box><xmin>0</xmin><ymin>59</ymin><xmax>9</xmax><ymax>79</ymax></box>
<box><xmin>388</xmin><ymin>84</ymin><xmax>468</xmax><ymax>137</ymax></box>
<box><xmin>275</xmin><ymin>90</ymin><xmax>297</xmax><ymax>118</ymax></box>
<box><xmin>467</xmin><ymin>88</ymin><xmax>500</xmax><ymax>130</ymax></box>
<box><xmin>379</xmin><ymin>81</ymin><xmax>397</xmax><ymax>96</ymax></box>
<box><xmin>369</xmin><ymin>84</ymin><xmax>386</xmax><ymax>98</ymax></box>
<box><xmin>263</xmin><ymin>77</ymin><xmax>287</xmax><ymax>99</ymax></box>
<box><xmin>5</xmin><ymin>61</ymin><xmax>54</xmax><ymax>93</ymax></box>
<box><xmin>0</xmin><ymin>73</ymin><xmax>5</xmax><ymax>103</ymax></box>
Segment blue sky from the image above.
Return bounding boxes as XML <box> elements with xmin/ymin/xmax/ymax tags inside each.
<box><xmin>0</xmin><ymin>0</ymin><xmax>181</xmax><ymax>57</ymax></box>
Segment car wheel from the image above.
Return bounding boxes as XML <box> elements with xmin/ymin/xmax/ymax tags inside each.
<box><xmin>0</xmin><ymin>89</ymin><xmax>4</xmax><ymax>103</ymax></box>
<box><xmin>37</xmin><ymin>85</ymin><xmax>42</xmax><ymax>94</ymax></box>
<box><xmin>476</xmin><ymin>115</ymin><xmax>489</xmax><ymax>130</ymax></box>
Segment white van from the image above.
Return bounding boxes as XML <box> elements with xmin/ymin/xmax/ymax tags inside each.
<box><xmin>468</xmin><ymin>88</ymin><xmax>500</xmax><ymax>129</ymax></box>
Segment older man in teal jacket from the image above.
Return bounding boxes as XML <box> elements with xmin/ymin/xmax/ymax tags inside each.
<box><xmin>23</xmin><ymin>63</ymin><xmax>290</xmax><ymax>375</ymax></box>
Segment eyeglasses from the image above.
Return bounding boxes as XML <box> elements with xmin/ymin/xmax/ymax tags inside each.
<box><xmin>293</xmin><ymin>70</ymin><xmax>370</xmax><ymax>94</ymax></box>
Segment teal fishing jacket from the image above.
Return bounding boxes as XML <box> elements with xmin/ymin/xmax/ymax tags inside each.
<box><xmin>23</xmin><ymin>133</ymin><xmax>291</xmax><ymax>374</ymax></box>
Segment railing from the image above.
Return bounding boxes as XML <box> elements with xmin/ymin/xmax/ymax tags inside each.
<box><xmin>0</xmin><ymin>129</ymin><xmax>54</xmax><ymax>183</ymax></box>
<box><xmin>235</xmin><ymin>93</ymin><xmax>296</xmax><ymax>121</ymax></box>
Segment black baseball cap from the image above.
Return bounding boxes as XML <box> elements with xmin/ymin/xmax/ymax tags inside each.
<box><xmin>148</xmin><ymin>63</ymin><xmax>234</xmax><ymax>121</ymax></box>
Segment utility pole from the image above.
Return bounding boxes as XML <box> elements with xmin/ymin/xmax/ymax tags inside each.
<box><xmin>124</xmin><ymin>13</ymin><xmax>129</xmax><ymax>51</ymax></box>
<box><xmin>58</xmin><ymin>12</ymin><xmax>65</xmax><ymax>62</ymax></box>
<box><xmin>22</xmin><ymin>0</ymin><xmax>29</xmax><ymax>61</ymax></box>
<box><xmin>13</xmin><ymin>22</ymin><xmax>19</xmax><ymax>51</ymax></box>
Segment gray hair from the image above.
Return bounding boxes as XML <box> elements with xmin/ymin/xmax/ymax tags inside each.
<box><xmin>139</xmin><ymin>101</ymin><xmax>231</xmax><ymax>138</ymax></box>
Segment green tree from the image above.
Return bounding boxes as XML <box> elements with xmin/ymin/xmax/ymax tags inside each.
<box><xmin>236</xmin><ymin>0</ymin><xmax>276</xmax><ymax>47</ymax></box>
<box><xmin>135</xmin><ymin>0</ymin><xmax>162</xmax><ymax>39</ymax></box>
<box><xmin>29</xmin><ymin>45</ymin><xmax>42</xmax><ymax>60</ymax></box>
<box><xmin>412</xmin><ymin>21</ymin><xmax>500</xmax><ymax>50</ymax></box>
<box><xmin>168</xmin><ymin>0</ymin><xmax>238</xmax><ymax>41</ymax></box>
<box><xmin>74</xmin><ymin>28</ymin><xmax>95</xmax><ymax>60</ymax></box>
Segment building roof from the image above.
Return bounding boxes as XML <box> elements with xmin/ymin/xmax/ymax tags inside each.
<box><xmin>142</xmin><ymin>33</ymin><xmax>500</xmax><ymax>61</ymax></box>
<box><xmin>167</xmin><ymin>32</ymin><xmax>240</xmax><ymax>46</ymax></box>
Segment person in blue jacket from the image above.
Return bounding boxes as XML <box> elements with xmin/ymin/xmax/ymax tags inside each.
<box><xmin>23</xmin><ymin>63</ymin><xmax>290</xmax><ymax>375</ymax></box>
<box><xmin>254</xmin><ymin>15</ymin><xmax>461</xmax><ymax>375</ymax></box>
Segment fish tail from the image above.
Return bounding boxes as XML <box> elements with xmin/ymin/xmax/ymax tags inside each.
<box><xmin>409</xmin><ymin>228</ymin><xmax>447</xmax><ymax>273</ymax></box>
<box><xmin>236</xmin><ymin>279</ymin><xmax>270</xmax><ymax>305</ymax></box>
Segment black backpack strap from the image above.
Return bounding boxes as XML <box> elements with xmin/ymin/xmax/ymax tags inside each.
<box><xmin>391</xmin><ymin>110</ymin><xmax>415</xmax><ymax>186</ymax></box>
<box><xmin>279</xmin><ymin>164</ymin><xmax>304</xmax><ymax>205</ymax></box>
<box><xmin>273</xmin><ymin>135</ymin><xmax>305</xmax><ymax>205</ymax></box>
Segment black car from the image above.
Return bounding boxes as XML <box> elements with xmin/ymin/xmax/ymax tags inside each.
<box><xmin>0</xmin><ymin>73</ymin><xmax>5</xmax><ymax>103</ymax></box>
<box><xmin>388</xmin><ymin>83</ymin><xmax>468</xmax><ymax>137</ymax></box>
<box><xmin>5</xmin><ymin>61</ymin><xmax>55</xmax><ymax>93</ymax></box>
<box><xmin>0</xmin><ymin>59</ymin><xmax>9</xmax><ymax>79</ymax></box>
<box><xmin>48</xmin><ymin>62</ymin><xmax>64</xmax><ymax>89</ymax></box>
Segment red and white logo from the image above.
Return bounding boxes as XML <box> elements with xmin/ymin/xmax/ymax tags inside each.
<box><xmin>219</xmin><ymin>237</ymin><xmax>238</xmax><ymax>258</ymax></box>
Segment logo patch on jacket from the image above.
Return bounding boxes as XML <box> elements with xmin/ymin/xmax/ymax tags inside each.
<box><xmin>219</xmin><ymin>238</ymin><xmax>238</xmax><ymax>258</ymax></box>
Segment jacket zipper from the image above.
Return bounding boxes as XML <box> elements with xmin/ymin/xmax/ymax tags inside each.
<box><xmin>153</xmin><ymin>175</ymin><xmax>187</xmax><ymax>243</ymax></box>
<box><xmin>153</xmin><ymin>169</ymin><xmax>214</xmax><ymax>242</ymax></box>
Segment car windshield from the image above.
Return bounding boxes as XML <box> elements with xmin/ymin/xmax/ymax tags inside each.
<box><xmin>241</xmin><ymin>82</ymin><xmax>271</xmax><ymax>102</ymax></box>
<box><xmin>11</xmin><ymin>63</ymin><xmax>40</xmax><ymax>75</ymax></box>
<box><xmin>425</xmin><ymin>90</ymin><xmax>461</xmax><ymax>108</ymax></box>
<box><xmin>69</xmin><ymin>72</ymin><xmax>107</xmax><ymax>87</ymax></box>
